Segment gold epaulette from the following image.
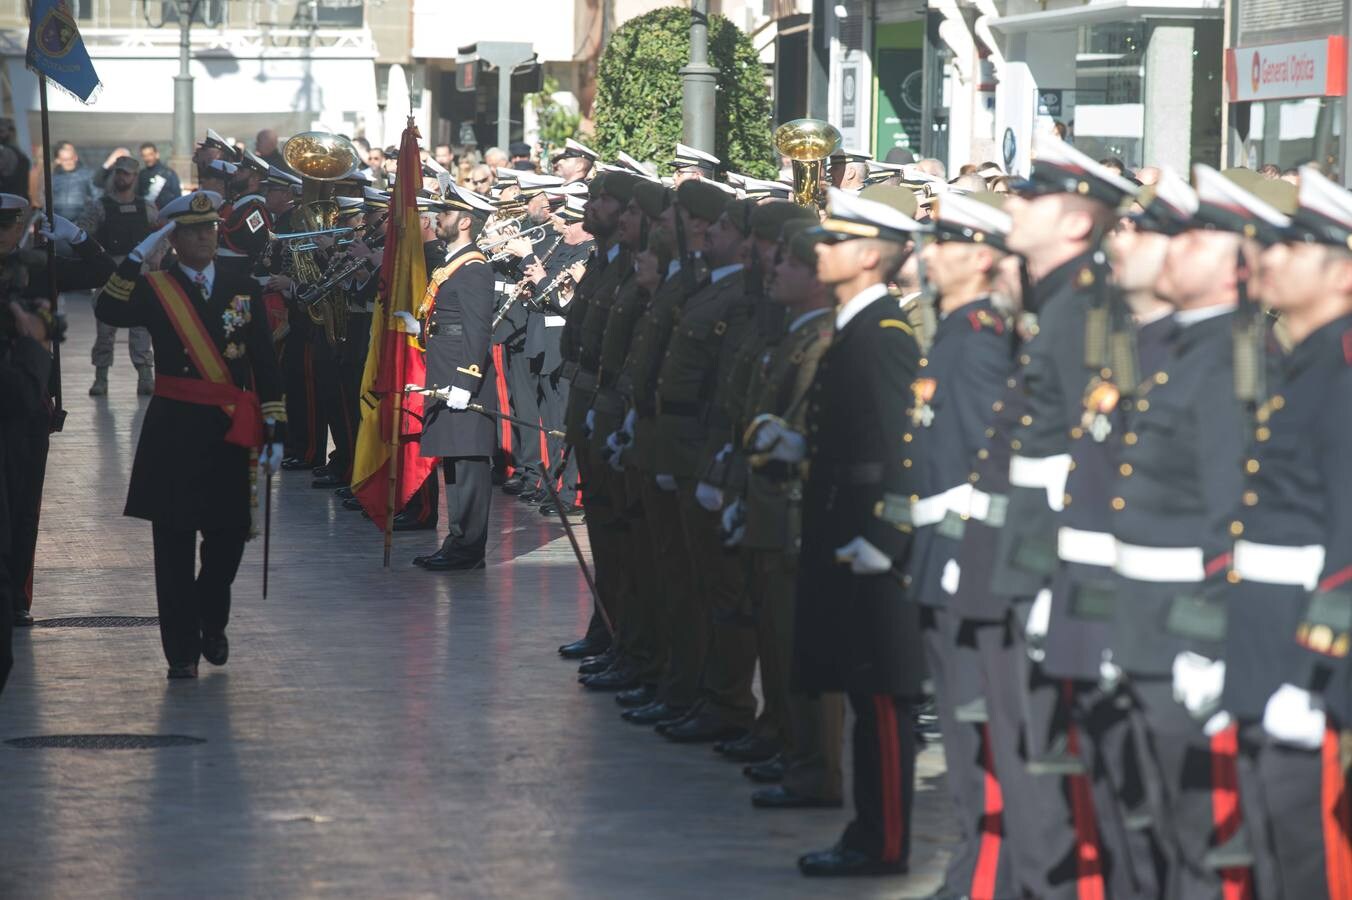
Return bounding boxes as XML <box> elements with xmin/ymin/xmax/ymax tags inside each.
<box><xmin>878</xmin><ymin>318</ymin><xmax>913</xmax><ymax>333</ymax></box>
<box><xmin>261</xmin><ymin>400</ymin><xmax>287</xmax><ymax>422</ymax></box>
<box><xmin>102</xmin><ymin>273</ymin><xmax>134</xmax><ymax>301</ymax></box>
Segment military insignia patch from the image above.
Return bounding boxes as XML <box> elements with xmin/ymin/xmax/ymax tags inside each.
<box><xmin>190</xmin><ymin>193</ymin><xmax>213</xmax><ymax>213</ymax></box>
<box><xmin>911</xmin><ymin>378</ymin><xmax>937</xmax><ymax>427</ymax></box>
<box><xmin>1080</xmin><ymin>377</ymin><xmax>1119</xmax><ymax>442</ymax></box>
<box><xmin>246</xmin><ymin>210</ymin><xmax>265</xmax><ymax>233</ymax></box>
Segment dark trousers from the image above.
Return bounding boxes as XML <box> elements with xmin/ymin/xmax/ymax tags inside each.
<box><xmin>399</xmin><ymin>472</ymin><xmax>439</xmax><ymax>527</ymax></box>
<box><xmin>0</xmin><ymin>555</ymin><xmax>12</xmax><ymax>696</ymax></box>
<box><xmin>432</xmin><ymin>457</ymin><xmax>492</xmax><ymax>560</ymax></box>
<box><xmin>313</xmin><ymin>339</ymin><xmax>354</xmax><ymax>480</ymax></box>
<box><xmin>842</xmin><ymin>692</ymin><xmax>916</xmax><ymax>866</ymax></box>
<box><xmin>642</xmin><ymin>476</ymin><xmax>692</xmax><ymax>700</ymax></box>
<box><xmin>922</xmin><ymin>607</ymin><xmax>1015</xmax><ymax>898</ymax></box>
<box><xmin>150</xmin><ymin>522</ymin><xmax>249</xmax><ymax>668</ymax></box>
<box><xmin>540</xmin><ymin>365</ymin><xmax>578</xmax><ymax>492</ymax></box>
<box><xmin>4</xmin><ymin>410</ymin><xmax>48</xmax><ymax>613</ymax></box>
<box><xmin>504</xmin><ymin>347</ymin><xmax>543</xmax><ymax>481</ymax></box>
<box><xmin>282</xmin><ymin>320</ymin><xmax>326</xmax><ymax>465</ymax></box>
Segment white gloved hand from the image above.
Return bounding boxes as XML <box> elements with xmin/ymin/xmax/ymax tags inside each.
<box><xmin>258</xmin><ymin>441</ymin><xmax>285</xmax><ymax>474</ymax></box>
<box><xmin>1203</xmin><ymin>711</ymin><xmax>1233</xmax><ymax>737</ymax></box>
<box><xmin>584</xmin><ymin>408</ymin><xmax>595</xmax><ymax>437</ymax></box>
<box><xmin>605</xmin><ymin>430</ymin><xmax>630</xmax><ymax>472</ymax></box>
<box><xmin>940</xmin><ymin>558</ymin><xmax>961</xmax><ymax>595</ymax></box>
<box><xmin>695</xmin><ymin>481</ymin><xmax>724</xmax><ymax>512</ymax></box>
<box><xmin>128</xmin><ymin>220</ymin><xmax>175</xmax><ymax>263</ymax></box>
<box><xmin>721</xmin><ymin>499</ymin><xmax>745</xmax><ymax>547</ymax></box>
<box><xmin>1172</xmin><ymin>652</ymin><xmax>1227</xmax><ymax>719</ymax></box>
<box><xmin>715</xmin><ymin>442</ymin><xmax>732</xmax><ymax>463</ymax></box>
<box><xmin>393</xmin><ymin>310</ymin><xmax>421</xmax><ymax>337</ymax></box>
<box><xmin>435</xmin><ymin>385</ymin><xmax>472</xmax><ymax>410</ymax></box>
<box><xmin>1263</xmin><ymin>684</ymin><xmax>1326</xmax><ymax>749</ymax></box>
<box><xmin>655</xmin><ymin>473</ymin><xmax>678</xmax><ymax>492</ymax></box>
<box><xmin>835</xmin><ymin>536</ymin><xmax>893</xmax><ymax>575</ymax></box>
<box><xmin>1026</xmin><ymin>588</ymin><xmax>1052</xmax><ymax>641</ymax></box>
<box><xmin>622</xmin><ymin>407</ymin><xmax>637</xmax><ymax>437</ymax></box>
<box><xmin>37</xmin><ymin>212</ymin><xmax>87</xmax><ymax>246</ymax></box>
<box><xmin>752</xmin><ymin>420</ymin><xmax>807</xmax><ymax>463</ymax></box>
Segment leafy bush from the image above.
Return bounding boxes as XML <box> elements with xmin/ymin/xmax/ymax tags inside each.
<box><xmin>593</xmin><ymin>6</ymin><xmax>776</xmax><ymax>178</ymax></box>
<box><xmin>529</xmin><ymin>75</ymin><xmax>583</xmax><ymax>152</ymax></box>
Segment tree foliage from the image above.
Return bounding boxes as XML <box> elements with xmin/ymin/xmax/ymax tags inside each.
<box><xmin>592</xmin><ymin>6</ymin><xmax>776</xmax><ymax>179</ymax></box>
<box><xmin>529</xmin><ymin>75</ymin><xmax>583</xmax><ymax>151</ymax></box>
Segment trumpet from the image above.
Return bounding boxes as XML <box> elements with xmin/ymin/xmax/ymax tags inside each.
<box><xmin>479</xmin><ymin>224</ymin><xmax>548</xmax><ymax>256</ymax></box>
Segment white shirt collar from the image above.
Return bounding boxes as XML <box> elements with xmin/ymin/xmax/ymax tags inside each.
<box><xmin>789</xmin><ymin>307</ymin><xmax>831</xmax><ymax>332</ymax></box>
<box><xmin>1174</xmin><ymin>303</ymin><xmax>1236</xmax><ymax>326</ymax></box>
<box><xmin>835</xmin><ymin>282</ymin><xmax>891</xmax><ymax>329</ymax></box>
<box><xmin>606</xmin><ymin>244</ymin><xmax>621</xmax><ymax>263</ymax></box>
<box><xmin>710</xmin><ymin>262</ymin><xmax>744</xmax><ymax>284</ymax></box>
<box><xmin>178</xmin><ymin>261</ymin><xmax>215</xmax><ymax>295</ymax></box>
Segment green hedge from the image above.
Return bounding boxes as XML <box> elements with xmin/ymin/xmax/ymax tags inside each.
<box><xmin>592</xmin><ymin>6</ymin><xmax>776</xmax><ymax>179</ymax></box>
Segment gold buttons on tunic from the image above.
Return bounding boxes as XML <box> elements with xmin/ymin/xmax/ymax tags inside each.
<box><xmin>1227</xmin><ymin>570</ymin><xmax>1242</xmax><ymax>584</ymax></box>
<box><xmin>1111</xmin><ymin>497</ymin><xmax>1126</xmax><ymax>510</ymax></box>
<box><xmin>1136</xmin><ymin>400</ymin><xmax>1149</xmax><ymax>412</ymax></box>
<box><xmin>1256</xmin><ymin>427</ymin><xmax>1270</xmax><ymax>442</ymax></box>
<box><xmin>1245</xmin><ymin>459</ymin><xmax>1260</xmax><ymax>474</ymax></box>
<box><xmin>1154</xmin><ymin>372</ymin><xmax>1168</xmax><ymax>385</ymax></box>
<box><xmin>1243</xmin><ymin>490</ymin><xmax>1258</xmax><ymax>506</ymax></box>
<box><xmin>1230</xmin><ymin>521</ymin><xmax>1244</xmax><ymax>536</ymax></box>
<box><xmin>1119</xmin><ymin>463</ymin><xmax>1133</xmax><ymax>477</ymax></box>
<box><xmin>1123</xmin><ymin>432</ymin><xmax>1138</xmax><ymax>445</ymax></box>
<box><xmin>1070</xmin><ymin>427</ymin><xmax>1084</xmax><ymax>439</ymax></box>
<box><xmin>977</xmin><ymin>449</ymin><xmax>989</xmax><ymax>460</ymax></box>
<box><xmin>1020</xmin><ymin>415</ymin><xmax>1033</xmax><ymax>426</ymax></box>
<box><xmin>903</xmin><ymin>433</ymin><xmax>913</xmax><ymax>443</ymax></box>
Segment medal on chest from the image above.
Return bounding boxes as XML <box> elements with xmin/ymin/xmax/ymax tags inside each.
<box><xmin>1081</xmin><ymin>377</ymin><xmax>1120</xmax><ymax>442</ymax></box>
<box><xmin>911</xmin><ymin>377</ymin><xmax>937</xmax><ymax>428</ymax></box>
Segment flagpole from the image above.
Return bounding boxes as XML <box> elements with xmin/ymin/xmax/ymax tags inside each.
<box><xmin>37</xmin><ymin>74</ymin><xmax>63</xmax><ymax>431</ymax></box>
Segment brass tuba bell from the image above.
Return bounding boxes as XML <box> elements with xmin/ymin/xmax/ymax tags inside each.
<box><xmin>774</xmin><ymin>118</ymin><xmax>842</xmax><ymax>210</ymax></box>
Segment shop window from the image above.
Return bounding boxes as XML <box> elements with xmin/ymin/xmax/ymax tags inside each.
<box><xmin>1243</xmin><ymin>98</ymin><xmax>1343</xmax><ymax>181</ymax></box>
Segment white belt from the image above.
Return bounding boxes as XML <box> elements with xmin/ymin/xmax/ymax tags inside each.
<box><xmin>544</xmin><ymin>315</ymin><xmax>566</xmax><ymax>326</ymax></box>
<box><xmin>911</xmin><ymin>484</ymin><xmax>974</xmax><ymax>527</ymax></box>
<box><xmin>969</xmin><ymin>488</ymin><xmax>999</xmax><ymax>523</ymax></box>
<box><xmin>1113</xmin><ymin>541</ymin><xmax>1206</xmax><ymax>583</ymax></box>
<box><xmin>1058</xmin><ymin>527</ymin><xmax>1116</xmax><ymax>567</ymax></box>
<box><xmin>1009</xmin><ymin>453</ymin><xmax>1071</xmax><ymax>512</ymax></box>
<box><xmin>1232</xmin><ymin>540</ymin><xmax>1325</xmax><ymax>591</ymax></box>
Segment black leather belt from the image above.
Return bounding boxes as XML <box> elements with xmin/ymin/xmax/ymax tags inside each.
<box><xmin>819</xmin><ymin>461</ymin><xmax>884</xmax><ymax>485</ymax></box>
<box><xmin>427</xmin><ymin>322</ymin><xmax>462</xmax><ymax>337</ymax></box>
<box><xmin>658</xmin><ymin>399</ymin><xmax>703</xmax><ymax>417</ymax></box>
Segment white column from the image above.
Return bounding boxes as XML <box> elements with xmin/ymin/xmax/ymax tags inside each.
<box><xmin>1143</xmin><ymin>25</ymin><xmax>1194</xmax><ymax>173</ymax></box>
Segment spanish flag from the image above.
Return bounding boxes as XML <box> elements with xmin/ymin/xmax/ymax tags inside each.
<box><xmin>351</xmin><ymin>119</ymin><xmax>436</xmax><ymax>529</ymax></box>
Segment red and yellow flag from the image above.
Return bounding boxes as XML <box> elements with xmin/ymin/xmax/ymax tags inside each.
<box><xmin>352</xmin><ymin>119</ymin><xmax>436</xmax><ymax>526</ymax></box>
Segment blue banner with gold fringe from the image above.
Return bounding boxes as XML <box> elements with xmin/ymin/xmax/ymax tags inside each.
<box><xmin>26</xmin><ymin>0</ymin><xmax>101</xmax><ymax>104</ymax></box>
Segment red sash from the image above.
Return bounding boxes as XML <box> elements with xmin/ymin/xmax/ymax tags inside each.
<box><xmin>146</xmin><ymin>270</ymin><xmax>264</xmax><ymax>448</ymax></box>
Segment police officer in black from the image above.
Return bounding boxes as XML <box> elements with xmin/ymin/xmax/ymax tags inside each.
<box><xmin>760</xmin><ymin>186</ymin><xmax>924</xmax><ymax>878</ymax></box>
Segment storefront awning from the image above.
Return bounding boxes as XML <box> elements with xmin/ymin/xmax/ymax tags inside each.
<box><xmin>988</xmin><ymin>0</ymin><xmax>1222</xmax><ymax>34</ymax></box>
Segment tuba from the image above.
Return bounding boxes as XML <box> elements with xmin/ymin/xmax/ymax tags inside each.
<box><xmin>774</xmin><ymin>118</ymin><xmax>842</xmax><ymax>210</ymax></box>
<box><xmin>276</xmin><ymin>131</ymin><xmax>361</xmax><ymax>346</ymax></box>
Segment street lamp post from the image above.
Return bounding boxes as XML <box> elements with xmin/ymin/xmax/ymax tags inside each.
<box><xmin>170</xmin><ymin>0</ymin><xmax>204</xmax><ymax>181</ymax></box>
<box><xmin>680</xmin><ymin>0</ymin><xmax>718</xmax><ymax>154</ymax></box>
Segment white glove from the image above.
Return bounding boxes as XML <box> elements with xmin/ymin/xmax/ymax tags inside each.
<box><xmin>128</xmin><ymin>220</ymin><xmax>175</xmax><ymax>263</ymax></box>
<box><xmin>435</xmin><ymin>385</ymin><xmax>472</xmax><ymax>410</ymax></box>
<box><xmin>721</xmin><ymin>499</ymin><xmax>745</xmax><ymax>547</ymax></box>
<box><xmin>940</xmin><ymin>558</ymin><xmax>961</xmax><ymax>595</ymax></box>
<box><xmin>1172</xmin><ymin>652</ymin><xmax>1227</xmax><ymax>720</ymax></box>
<box><xmin>835</xmin><ymin>536</ymin><xmax>893</xmax><ymax>575</ymax></box>
<box><xmin>1026</xmin><ymin>588</ymin><xmax>1052</xmax><ymax>641</ymax></box>
<box><xmin>715</xmin><ymin>442</ymin><xmax>732</xmax><ymax>463</ymax></box>
<box><xmin>695</xmin><ymin>481</ymin><xmax>724</xmax><ymax>512</ymax></box>
<box><xmin>584</xmin><ymin>408</ymin><xmax>595</xmax><ymax>437</ymax></box>
<box><xmin>258</xmin><ymin>442</ymin><xmax>285</xmax><ymax>474</ymax></box>
<box><xmin>605</xmin><ymin>430</ymin><xmax>630</xmax><ymax>472</ymax></box>
<box><xmin>622</xmin><ymin>407</ymin><xmax>637</xmax><ymax>436</ymax></box>
<box><xmin>37</xmin><ymin>212</ymin><xmax>87</xmax><ymax>245</ymax></box>
<box><xmin>655</xmin><ymin>473</ymin><xmax>678</xmax><ymax>492</ymax></box>
<box><xmin>1204</xmin><ymin>711</ymin><xmax>1233</xmax><ymax>737</ymax></box>
<box><xmin>1263</xmin><ymin>684</ymin><xmax>1326</xmax><ymax>749</ymax></box>
<box><xmin>752</xmin><ymin>421</ymin><xmax>807</xmax><ymax>463</ymax></box>
<box><xmin>393</xmin><ymin>310</ymin><xmax>421</xmax><ymax>337</ymax></box>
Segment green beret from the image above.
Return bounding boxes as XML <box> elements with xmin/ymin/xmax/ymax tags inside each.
<box><xmin>750</xmin><ymin>201</ymin><xmax>817</xmax><ymax>242</ymax></box>
<box><xmin>632</xmin><ymin>179</ymin><xmax>672</xmax><ymax>219</ymax></box>
<box><xmin>603</xmin><ymin>172</ymin><xmax>641</xmax><ymax>204</ymax></box>
<box><xmin>588</xmin><ymin>172</ymin><xmax>609</xmax><ymax>200</ymax></box>
<box><xmin>859</xmin><ymin>183</ymin><xmax>919</xmax><ymax>220</ymax></box>
<box><xmin>789</xmin><ymin>229</ymin><xmax>826</xmax><ymax>266</ymax></box>
<box><xmin>677</xmin><ymin>179</ymin><xmax>730</xmax><ymax>224</ymax></box>
<box><xmin>1250</xmin><ymin>178</ymin><xmax>1298</xmax><ymax>216</ymax></box>
<box><xmin>722</xmin><ymin>198</ymin><xmax>756</xmax><ymax>236</ymax></box>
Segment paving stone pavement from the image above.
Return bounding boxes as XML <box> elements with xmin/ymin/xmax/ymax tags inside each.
<box><xmin>0</xmin><ymin>302</ymin><xmax>958</xmax><ymax>899</ymax></box>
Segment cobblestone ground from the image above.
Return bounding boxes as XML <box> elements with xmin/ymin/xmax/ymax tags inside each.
<box><xmin>0</xmin><ymin>302</ymin><xmax>957</xmax><ymax>899</ymax></box>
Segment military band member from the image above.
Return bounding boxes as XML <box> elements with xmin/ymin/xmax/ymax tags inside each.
<box><xmin>552</xmin><ymin>138</ymin><xmax>599</xmax><ymax>184</ymax></box>
<box><xmin>94</xmin><ymin>190</ymin><xmax>285</xmax><ymax>679</ymax></box>
<box><xmin>412</xmin><ymin>187</ymin><xmax>497</xmax><ymax>571</ymax></box>
<box><xmin>758</xmin><ymin>186</ymin><xmax>924</xmax><ymax>877</ymax></box>
<box><xmin>671</xmin><ymin>143</ymin><xmax>721</xmax><ymax>185</ymax></box>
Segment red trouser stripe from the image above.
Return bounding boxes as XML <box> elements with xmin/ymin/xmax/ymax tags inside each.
<box><xmin>874</xmin><ymin>695</ymin><xmax>904</xmax><ymax>864</ymax></box>
<box><xmin>492</xmin><ymin>345</ymin><xmax>511</xmax><ymax>470</ymax></box>
<box><xmin>1062</xmin><ymin>683</ymin><xmax>1106</xmax><ymax>900</ymax></box>
<box><xmin>1322</xmin><ymin>728</ymin><xmax>1352</xmax><ymax>900</ymax></box>
<box><xmin>971</xmin><ymin>722</ymin><xmax>1005</xmax><ymax>900</ymax></box>
<box><xmin>1210</xmin><ymin>724</ymin><xmax>1253</xmax><ymax>900</ymax></box>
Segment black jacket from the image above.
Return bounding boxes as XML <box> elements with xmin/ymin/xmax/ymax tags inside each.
<box><xmin>419</xmin><ymin>244</ymin><xmax>497</xmax><ymax>459</ymax></box>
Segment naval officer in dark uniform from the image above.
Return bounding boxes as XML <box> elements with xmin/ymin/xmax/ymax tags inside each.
<box><xmin>413</xmin><ymin>186</ymin><xmax>498</xmax><ymax>571</ymax></box>
<box><xmin>95</xmin><ymin>190</ymin><xmax>285</xmax><ymax>679</ymax></box>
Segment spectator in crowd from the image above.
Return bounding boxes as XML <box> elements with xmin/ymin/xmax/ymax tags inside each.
<box><xmin>28</xmin><ymin>143</ymin><xmax>43</xmax><ymax>206</ymax></box>
<box><xmin>136</xmin><ymin>142</ymin><xmax>181</xmax><ymax>209</ymax></box>
<box><xmin>1097</xmin><ymin>156</ymin><xmax>1127</xmax><ymax>176</ymax></box>
<box><xmin>435</xmin><ymin>144</ymin><xmax>456</xmax><ymax>169</ymax></box>
<box><xmin>351</xmin><ymin>136</ymin><xmax>371</xmax><ymax>166</ymax></box>
<box><xmin>51</xmin><ymin>141</ymin><xmax>100</xmax><ymax>225</ymax></box>
<box><xmin>915</xmin><ymin>157</ymin><xmax>947</xmax><ymax>180</ymax></box>
<box><xmin>256</xmin><ymin>129</ymin><xmax>285</xmax><ymax>168</ymax></box>
<box><xmin>467</xmin><ymin>164</ymin><xmax>493</xmax><ymax>194</ymax></box>
<box><xmin>93</xmin><ymin>147</ymin><xmax>133</xmax><ymax>191</ymax></box>
<box><xmin>381</xmin><ymin>147</ymin><xmax>399</xmax><ymax>178</ymax></box>
<box><xmin>884</xmin><ymin>147</ymin><xmax>915</xmax><ymax>165</ymax></box>
<box><xmin>1281</xmin><ymin>168</ymin><xmax>1300</xmax><ymax>185</ymax></box>
<box><xmin>507</xmin><ymin>142</ymin><xmax>534</xmax><ymax>171</ymax></box>
<box><xmin>950</xmin><ymin>172</ymin><xmax>987</xmax><ymax>192</ymax></box>
<box><xmin>1256</xmin><ymin>163</ymin><xmax>1281</xmax><ymax>179</ymax></box>
<box><xmin>0</xmin><ymin>119</ymin><xmax>29</xmax><ymax>199</ymax></box>
<box><xmin>1136</xmin><ymin>165</ymin><xmax>1161</xmax><ymax>186</ymax></box>
<box><xmin>1052</xmin><ymin>119</ymin><xmax>1069</xmax><ymax>140</ymax></box>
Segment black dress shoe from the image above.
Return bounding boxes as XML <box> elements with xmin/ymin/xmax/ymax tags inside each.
<box><xmin>202</xmin><ymin>632</ymin><xmax>229</xmax><ymax>666</ymax></box>
<box><xmin>662</xmin><ymin>711</ymin><xmax>746</xmax><ymax>744</ymax></box>
<box><xmin>334</xmin><ymin>486</ymin><xmax>355</xmax><ymax>500</ymax></box>
<box><xmin>622</xmin><ymin>701</ymin><xmax>689</xmax><ymax>725</ymax></box>
<box><xmin>577</xmin><ymin>651</ymin><xmax>616</xmax><ymax>676</ymax></box>
<box><xmin>501</xmin><ymin>475</ymin><xmax>531</xmax><ymax>496</ymax></box>
<box><xmin>392</xmin><ymin>512</ymin><xmax>435</xmax><ymax>532</ymax></box>
<box><xmin>312</xmin><ymin>464</ymin><xmax>331</xmax><ymax>477</ymax></box>
<box><xmin>412</xmin><ymin>549</ymin><xmax>451</xmax><ymax>567</ymax></box>
<box><xmin>751</xmin><ymin>785</ymin><xmax>843</xmax><ymax>809</ymax></box>
<box><xmin>655</xmin><ymin>703</ymin><xmax>702</xmax><ymax>733</ymax></box>
<box><xmin>580</xmin><ymin>666</ymin><xmax>638</xmax><ymax>691</ymax></box>
<box><xmin>717</xmin><ymin>734</ymin><xmax>780</xmax><ymax>763</ymax></box>
<box><xmin>615</xmin><ymin>684</ymin><xmax>657</xmax><ymax>708</ymax></box>
<box><xmin>12</xmin><ymin>609</ymin><xmax>33</xmax><ymax>627</ymax></box>
<box><xmin>558</xmin><ymin>636</ymin><xmax>609</xmax><ymax>659</ymax></box>
<box><xmin>743</xmin><ymin>756</ymin><xmax>785</xmax><ymax>784</ymax></box>
<box><xmin>798</xmin><ymin>842</ymin><xmax>907</xmax><ymax>877</ymax></box>
<box><xmin>540</xmin><ymin>500</ymin><xmax>582</xmax><ymax>517</ymax></box>
<box><xmin>423</xmin><ymin>555</ymin><xmax>486</xmax><ymax>571</ymax></box>
<box><xmin>167</xmin><ymin>663</ymin><xmax>199</xmax><ymax>680</ymax></box>
<box><xmin>280</xmin><ymin>457</ymin><xmax>310</xmax><ymax>471</ymax></box>
<box><xmin>312</xmin><ymin>473</ymin><xmax>347</xmax><ymax>489</ymax></box>
<box><xmin>518</xmin><ymin>488</ymin><xmax>548</xmax><ymax>504</ymax></box>
<box><xmin>342</xmin><ymin>497</ymin><xmax>364</xmax><ymax>511</ymax></box>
